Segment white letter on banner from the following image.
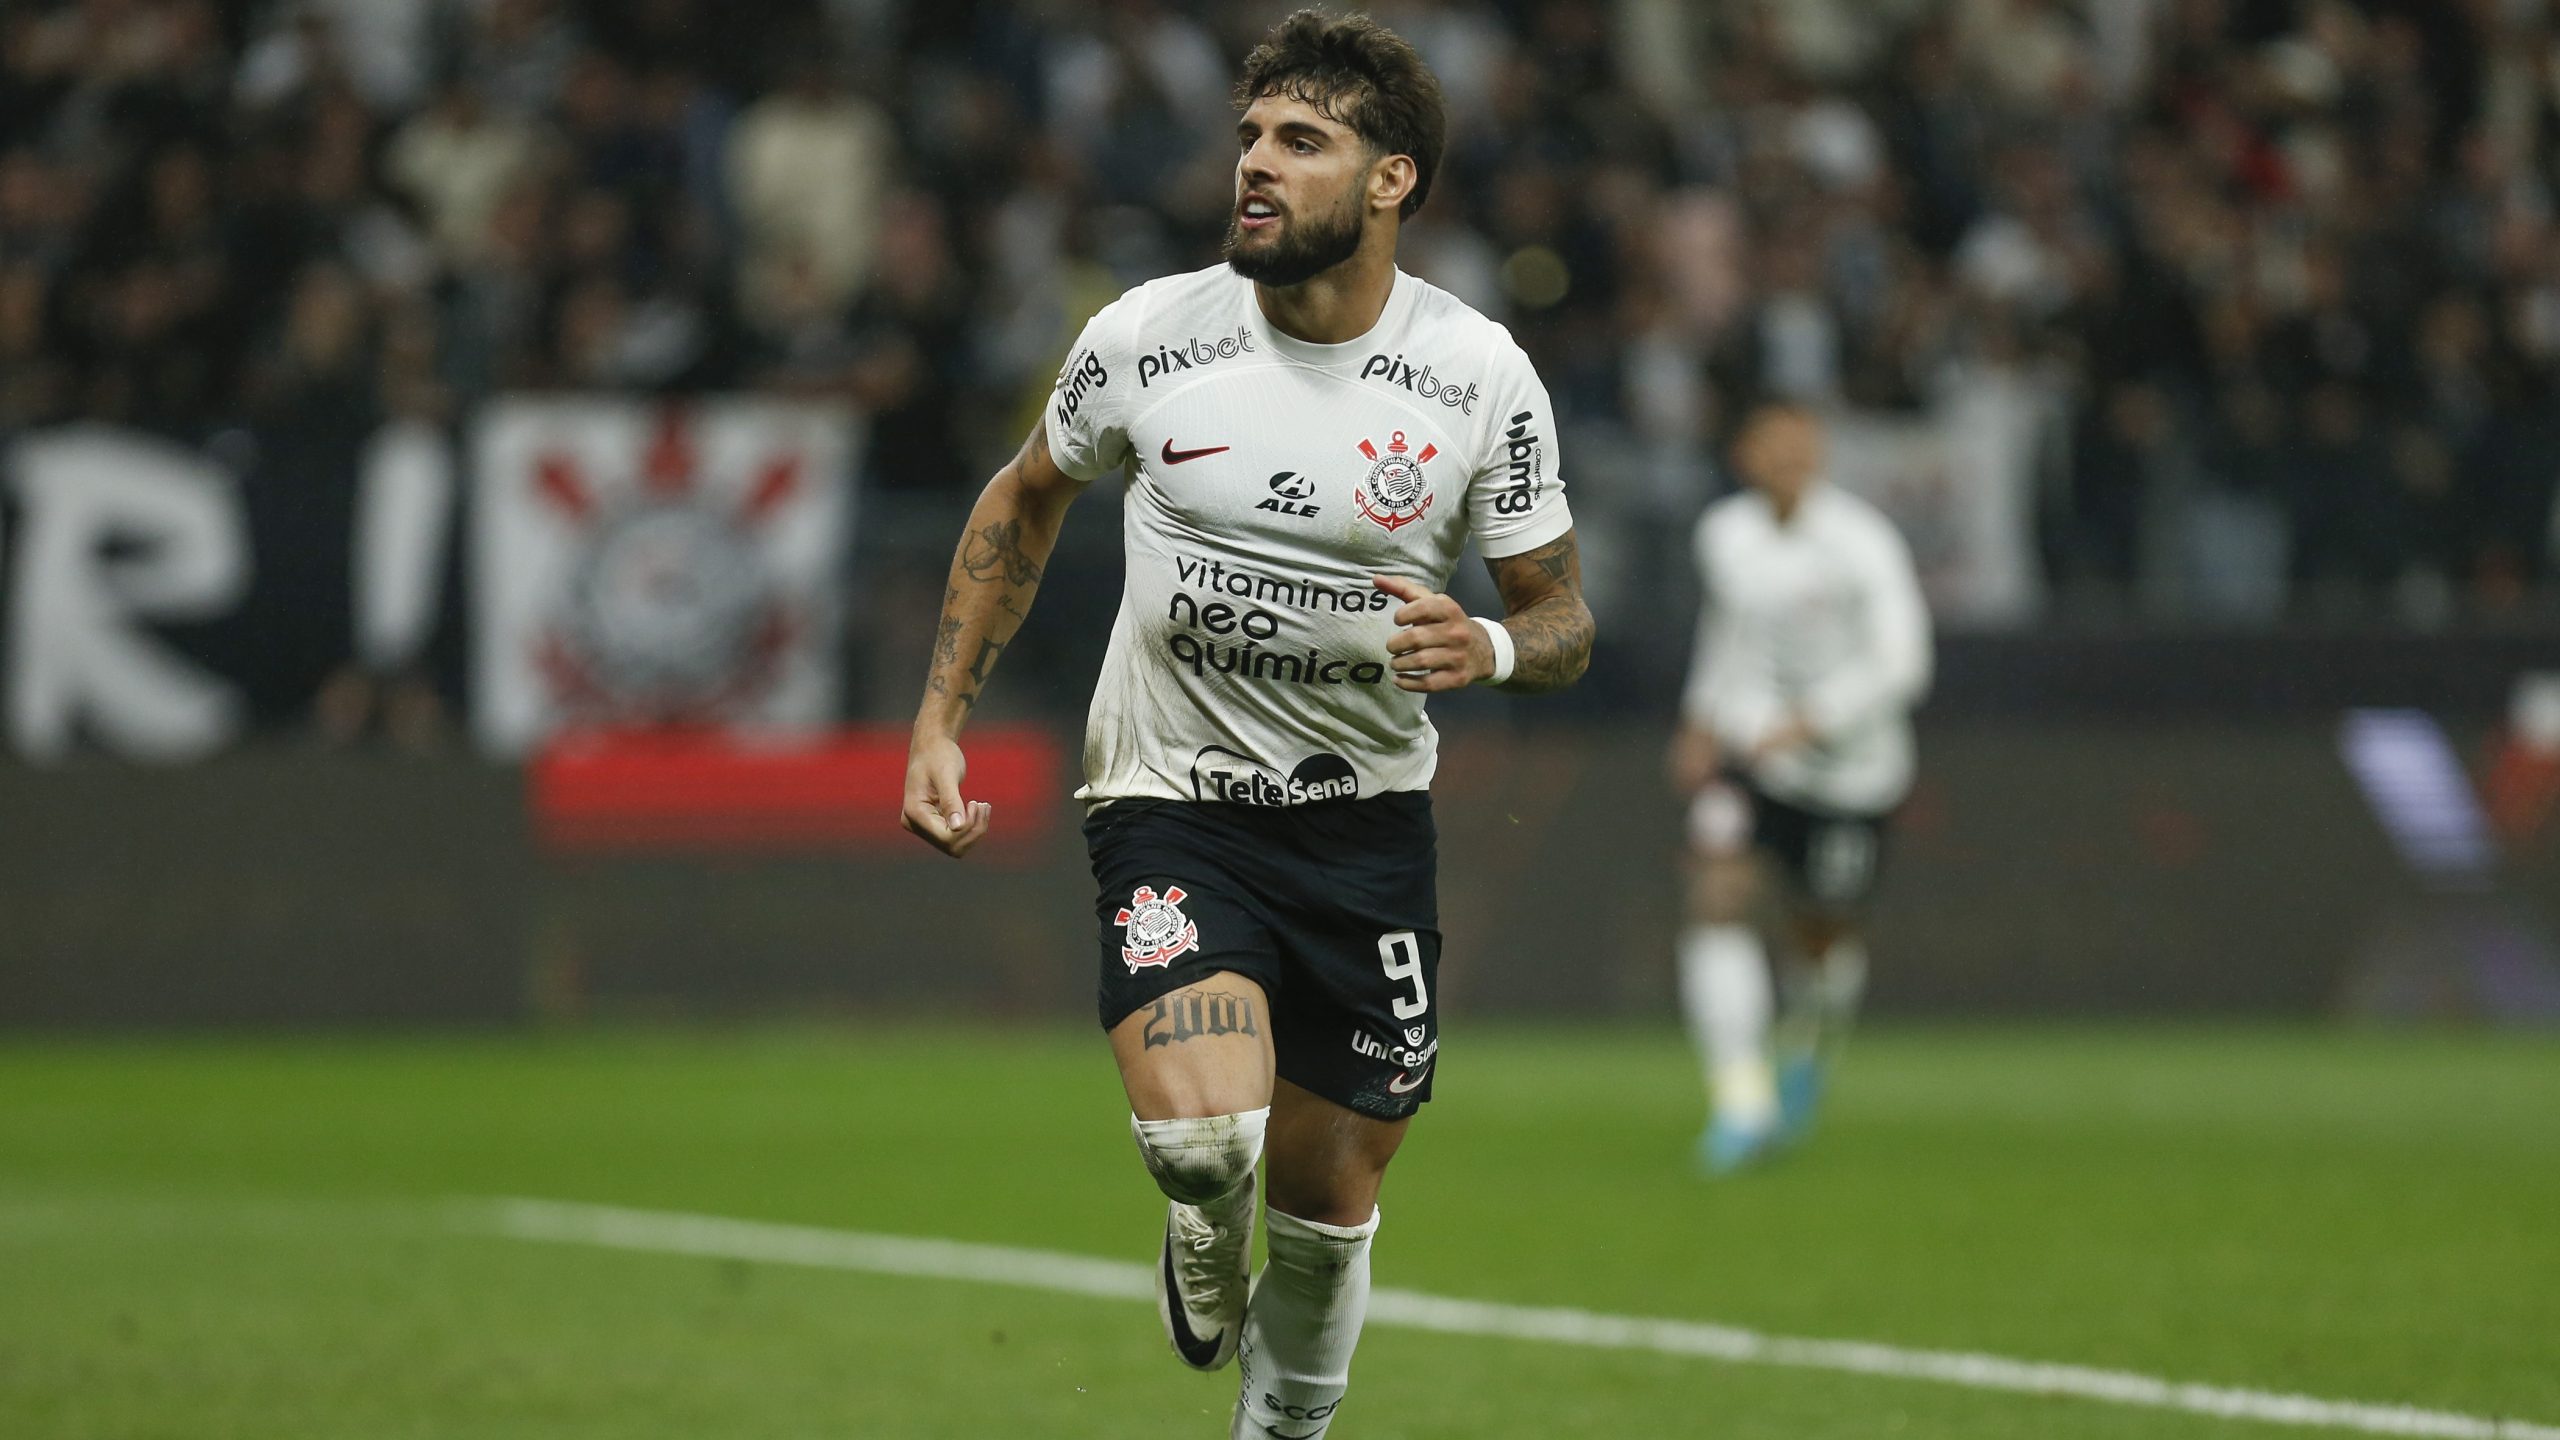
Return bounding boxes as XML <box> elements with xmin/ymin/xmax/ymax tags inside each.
<box><xmin>6</xmin><ymin>427</ymin><xmax>250</xmax><ymax>762</ymax></box>
<box><xmin>354</xmin><ymin>417</ymin><xmax>455</xmax><ymax>672</ymax></box>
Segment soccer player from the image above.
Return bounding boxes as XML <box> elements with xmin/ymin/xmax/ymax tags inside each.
<box><xmin>1666</xmin><ymin>402</ymin><xmax>1930</xmax><ymax>1174</ymax></box>
<box><xmin>899</xmin><ymin>12</ymin><xmax>1591</xmax><ymax>1437</ymax></box>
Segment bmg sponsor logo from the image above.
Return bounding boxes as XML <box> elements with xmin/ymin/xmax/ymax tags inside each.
<box><xmin>1360</xmin><ymin>353</ymin><xmax>1478</xmax><ymax>414</ymax></box>
<box><xmin>1139</xmin><ymin>326</ymin><xmax>1256</xmax><ymax>387</ymax></box>
<box><xmin>1053</xmin><ymin>349</ymin><xmax>1107</xmax><ymax>425</ymax></box>
<box><xmin>1493</xmin><ymin>410</ymin><xmax>1543</xmax><ymax>516</ymax></box>
<box><xmin>1192</xmin><ymin>746</ymin><xmax>1361</xmax><ymax>806</ymax></box>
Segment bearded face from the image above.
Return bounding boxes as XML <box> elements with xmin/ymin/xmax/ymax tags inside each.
<box><xmin>1222</xmin><ymin>179</ymin><xmax>1368</xmax><ymax>287</ymax></box>
<box><xmin>1224</xmin><ymin>92</ymin><xmax>1381</xmax><ymax>288</ymax></box>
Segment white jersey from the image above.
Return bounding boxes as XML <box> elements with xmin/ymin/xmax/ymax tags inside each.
<box><xmin>1682</xmin><ymin>484</ymin><xmax>1931</xmax><ymax>814</ymax></box>
<box><xmin>1045</xmin><ymin>264</ymin><xmax>1572</xmax><ymax>807</ymax></box>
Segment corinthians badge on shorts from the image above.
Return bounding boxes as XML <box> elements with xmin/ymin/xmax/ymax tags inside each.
<box><xmin>1354</xmin><ymin>431</ymin><xmax>1438</xmax><ymax>532</ymax></box>
<box><xmin>1116</xmin><ymin>885</ymin><xmax>1201</xmax><ymax>971</ymax></box>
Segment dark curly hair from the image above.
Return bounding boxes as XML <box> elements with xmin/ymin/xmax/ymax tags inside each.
<box><xmin>1234</xmin><ymin>9</ymin><xmax>1447</xmax><ymax>220</ymax></box>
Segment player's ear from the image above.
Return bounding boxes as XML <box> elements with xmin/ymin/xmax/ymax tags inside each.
<box><xmin>1370</xmin><ymin>153</ymin><xmax>1416</xmax><ymax>216</ymax></box>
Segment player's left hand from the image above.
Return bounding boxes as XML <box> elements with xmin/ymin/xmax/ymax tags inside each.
<box><xmin>1373</xmin><ymin>575</ymin><xmax>1491</xmax><ymax>692</ymax></box>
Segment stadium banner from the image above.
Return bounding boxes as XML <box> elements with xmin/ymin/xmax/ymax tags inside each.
<box><xmin>469</xmin><ymin>399</ymin><xmax>858</xmax><ymax>755</ymax></box>
<box><xmin>0</xmin><ymin>402</ymin><xmax>860</xmax><ymax>763</ymax></box>
<box><xmin>3</xmin><ymin>426</ymin><xmax>252</xmax><ymax>764</ymax></box>
<box><xmin>527</xmin><ymin>724</ymin><xmax>1062</xmax><ymax>859</ymax></box>
<box><xmin>1825</xmin><ymin>372</ymin><xmax>2043</xmax><ymax>627</ymax></box>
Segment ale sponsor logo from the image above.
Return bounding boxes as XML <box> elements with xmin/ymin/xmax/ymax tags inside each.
<box><xmin>1258</xmin><ymin>470</ymin><xmax>1320</xmax><ymax>518</ymax></box>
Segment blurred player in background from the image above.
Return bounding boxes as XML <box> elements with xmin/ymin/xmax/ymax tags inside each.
<box><xmin>1668</xmin><ymin>402</ymin><xmax>1931</xmax><ymax>1174</ymax></box>
<box><xmin>902</xmin><ymin>10</ymin><xmax>1591</xmax><ymax>1436</ymax></box>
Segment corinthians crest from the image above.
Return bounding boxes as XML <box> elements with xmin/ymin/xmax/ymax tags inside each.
<box><xmin>532</xmin><ymin>410</ymin><xmax>803</xmax><ymax>724</ymax></box>
<box><xmin>1354</xmin><ymin>431</ymin><xmax>1438</xmax><ymax>532</ymax></box>
<box><xmin>1116</xmin><ymin>885</ymin><xmax>1201</xmax><ymax>971</ymax></box>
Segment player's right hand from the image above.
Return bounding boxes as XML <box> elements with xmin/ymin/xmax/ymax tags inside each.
<box><xmin>1667</xmin><ymin>724</ymin><xmax>1720</xmax><ymax>794</ymax></box>
<box><xmin>902</xmin><ymin>733</ymin><xmax>993</xmax><ymax>859</ymax></box>
<box><xmin>1751</xmin><ymin>710</ymin><xmax>1818</xmax><ymax>764</ymax></box>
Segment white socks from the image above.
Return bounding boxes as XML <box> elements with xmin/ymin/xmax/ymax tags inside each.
<box><xmin>1132</xmin><ymin>1114</ymin><xmax>1381</xmax><ymax>1433</ymax></box>
<box><xmin>1678</xmin><ymin>924</ymin><xmax>1775</xmax><ymax>1129</ymax></box>
<box><xmin>1130</xmin><ymin>1108</ymin><xmax>1268</xmax><ymax>1214</ymax></box>
<box><xmin>1233</xmin><ymin>1206</ymin><xmax>1378</xmax><ymax>1440</ymax></box>
<box><xmin>1782</xmin><ymin>937</ymin><xmax>1871</xmax><ymax>1057</ymax></box>
<box><xmin>1814</xmin><ymin>937</ymin><xmax>1870</xmax><ymax>1036</ymax></box>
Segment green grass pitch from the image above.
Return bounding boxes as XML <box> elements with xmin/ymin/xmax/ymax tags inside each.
<box><xmin>2</xmin><ymin>1024</ymin><xmax>2554</xmax><ymax>1439</ymax></box>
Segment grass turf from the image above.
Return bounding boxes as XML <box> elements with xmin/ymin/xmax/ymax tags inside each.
<box><xmin>1</xmin><ymin>1024</ymin><xmax>2553</xmax><ymax>1439</ymax></box>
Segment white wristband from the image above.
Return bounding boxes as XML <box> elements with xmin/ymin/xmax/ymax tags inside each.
<box><xmin>1470</xmin><ymin>615</ymin><xmax>1516</xmax><ymax>685</ymax></box>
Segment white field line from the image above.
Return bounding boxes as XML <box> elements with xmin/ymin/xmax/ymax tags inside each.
<box><xmin>469</xmin><ymin>1197</ymin><xmax>2560</xmax><ymax>1440</ymax></box>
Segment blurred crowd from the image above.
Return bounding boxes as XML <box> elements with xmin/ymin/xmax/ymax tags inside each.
<box><xmin>7</xmin><ymin>0</ymin><xmax>2560</xmax><ymax>631</ymax></box>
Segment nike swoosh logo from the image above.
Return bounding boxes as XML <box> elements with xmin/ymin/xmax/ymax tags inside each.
<box><xmin>1387</xmin><ymin>1065</ymin><xmax>1431</xmax><ymax>1095</ymax></box>
<box><xmin>1161</xmin><ymin>440</ymin><xmax>1230</xmax><ymax>465</ymax></box>
<box><xmin>1263</xmin><ymin>1427</ymin><xmax>1324</xmax><ymax>1439</ymax></box>
<box><xmin>1160</xmin><ymin>1242</ymin><xmax>1226</xmax><ymax>1367</ymax></box>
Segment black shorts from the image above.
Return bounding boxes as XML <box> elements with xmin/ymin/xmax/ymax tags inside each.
<box><xmin>1690</xmin><ymin>778</ymin><xmax>1891</xmax><ymax>915</ymax></box>
<box><xmin>1085</xmin><ymin>794</ymin><xmax>1440</xmax><ymax>1121</ymax></box>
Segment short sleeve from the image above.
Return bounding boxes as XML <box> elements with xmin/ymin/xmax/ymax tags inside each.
<box><xmin>1042</xmin><ymin>296</ymin><xmax>1139</xmax><ymax>483</ymax></box>
<box><xmin>1466</xmin><ymin>338</ymin><xmax>1573</xmax><ymax>557</ymax></box>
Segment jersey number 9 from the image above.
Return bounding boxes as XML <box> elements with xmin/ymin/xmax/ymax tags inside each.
<box><xmin>1378</xmin><ymin>931</ymin><xmax>1429</xmax><ymax>1020</ymax></box>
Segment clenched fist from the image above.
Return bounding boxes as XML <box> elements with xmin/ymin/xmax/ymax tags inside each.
<box><xmin>1373</xmin><ymin>574</ymin><xmax>1494</xmax><ymax>694</ymax></box>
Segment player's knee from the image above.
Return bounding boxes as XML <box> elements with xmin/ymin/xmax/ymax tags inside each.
<box><xmin>1130</xmin><ymin>1106</ymin><xmax>1268</xmax><ymax>1205</ymax></box>
<box><xmin>1263</xmin><ymin>1177</ymin><xmax>1381</xmax><ymax>1231</ymax></box>
<box><xmin>1793</xmin><ymin>914</ymin><xmax>1856</xmax><ymax>956</ymax></box>
<box><xmin>1687</xmin><ymin>886</ymin><xmax>1743</xmax><ymax>928</ymax></box>
<box><xmin>1687</xmin><ymin>858</ymin><xmax>1755</xmax><ymax>925</ymax></box>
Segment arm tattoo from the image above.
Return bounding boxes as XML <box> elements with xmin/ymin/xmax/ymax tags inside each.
<box><xmin>931</xmin><ymin>588</ymin><xmax>963</xmax><ymax>669</ymax></box>
<box><xmin>918</xmin><ymin>424</ymin><xmax>1069</xmax><ymax>723</ymax></box>
<box><xmin>1141</xmin><ymin>991</ymin><xmax>1261</xmax><ymax>1048</ymax></box>
<box><xmin>931</xmin><ymin>583</ymin><xmax>1023</xmax><ymax>715</ymax></box>
<box><xmin>960</xmin><ymin>517</ymin><xmax>1044</xmax><ymax>587</ymax></box>
<box><xmin>1497</xmin><ymin>594</ymin><xmax>1594</xmax><ymax>692</ymax></box>
<box><xmin>965</xmin><ymin>636</ymin><xmax>1003</xmax><ymax>689</ymax></box>
<box><xmin>1485</xmin><ymin>533</ymin><xmax>1595</xmax><ymax>693</ymax></box>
